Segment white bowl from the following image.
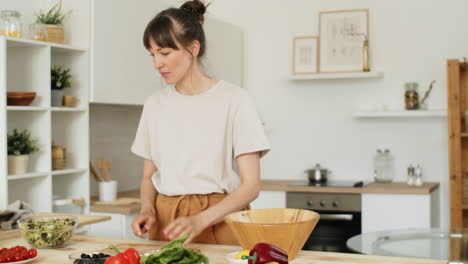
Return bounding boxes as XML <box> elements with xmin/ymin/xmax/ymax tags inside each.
<box><xmin>225</xmin><ymin>252</ymin><xmax>248</xmax><ymax>264</ymax></box>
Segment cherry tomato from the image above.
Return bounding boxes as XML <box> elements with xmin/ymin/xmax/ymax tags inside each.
<box><xmin>27</xmin><ymin>248</ymin><xmax>37</xmax><ymax>258</ymax></box>
<box><xmin>5</xmin><ymin>255</ymin><xmax>13</xmax><ymax>262</ymax></box>
<box><xmin>14</xmin><ymin>255</ymin><xmax>23</xmax><ymax>262</ymax></box>
<box><xmin>0</xmin><ymin>248</ymin><xmax>7</xmax><ymax>254</ymax></box>
<box><xmin>0</xmin><ymin>256</ymin><xmax>6</xmax><ymax>263</ymax></box>
<box><xmin>21</xmin><ymin>251</ymin><xmax>30</xmax><ymax>260</ymax></box>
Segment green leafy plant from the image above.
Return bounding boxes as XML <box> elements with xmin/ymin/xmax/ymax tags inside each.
<box><xmin>36</xmin><ymin>0</ymin><xmax>71</xmax><ymax>25</ymax></box>
<box><xmin>7</xmin><ymin>129</ymin><xmax>40</xmax><ymax>156</ymax></box>
<box><xmin>51</xmin><ymin>65</ymin><xmax>72</xmax><ymax>90</ymax></box>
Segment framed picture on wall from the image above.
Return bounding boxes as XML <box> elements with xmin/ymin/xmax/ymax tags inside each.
<box><xmin>319</xmin><ymin>9</ymin><xmax>369</xmax><ymax>73</ymax></box>
<box><xmin>293</xmin><ymin>36</ymin><xmax>319</xmax><ymax>74</ymax></box>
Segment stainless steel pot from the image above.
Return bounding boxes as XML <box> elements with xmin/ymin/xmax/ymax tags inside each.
<box><xmin>305</xmin><ymin>163</ymin><xmax>330</xmax><ymax>182</ymax></box>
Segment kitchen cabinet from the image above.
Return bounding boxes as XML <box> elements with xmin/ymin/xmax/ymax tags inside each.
<box><xmin>91</xmin><ymin>0</ymin><xmax>243</xmax><ymax>105</ymax></box>
<box><xmin>362</xmin><ymin>189</ymin><xmax>440</xmax><ymax>233</ymax></box>
<box><xmin>87</xmin><ymin>212</ymin><xmax>142</xmax><ymax>239</ymax></box>
<box><xmin>0</xmin><ymin>1</ymin><xmax>91</xmax><ymax>212</ymax></box>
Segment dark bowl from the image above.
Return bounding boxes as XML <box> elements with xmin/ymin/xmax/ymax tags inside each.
<box><xmin>7</xmin><ymin>92</ymin><xmax>36</xmax><ymax>106</ymax></box>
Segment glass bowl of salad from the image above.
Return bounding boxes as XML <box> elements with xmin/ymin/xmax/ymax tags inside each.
<box><xmin>18</xmin><ymin>215</ymin><xmax>78</xmax><ymax>248</ymax></box>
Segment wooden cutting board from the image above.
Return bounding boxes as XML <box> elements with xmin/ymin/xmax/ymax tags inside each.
<box><xmin>91</xmin><ymin>198</ymin><xmax>140</xmax><ymax>206</ymax></box>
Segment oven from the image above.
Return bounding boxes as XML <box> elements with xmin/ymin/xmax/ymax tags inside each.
<box><xmin>286</xmin><ymin>192</ymin><xmax>361</xmax><ymax>253</ymax></box>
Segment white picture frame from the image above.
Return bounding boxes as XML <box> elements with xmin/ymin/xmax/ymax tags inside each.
<box><xmin>319</xmin><ymin>9</ymin><xmax>369</xmax><ymax>73</ymax></box>
<box><xmin>293</xmin><ymin>36</ymin><xmax>319</xmax><ymax>74</ymax></box>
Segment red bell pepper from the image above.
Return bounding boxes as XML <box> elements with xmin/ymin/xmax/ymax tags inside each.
<box><xmin>241</xmin><ymin>243</ymin><xmax>289</xmax><ymax>264</ymax></box>
<box><xmin>105</xmin><ymin>245</ymin><xmax>140</xmax><ymax>264</ymax></box>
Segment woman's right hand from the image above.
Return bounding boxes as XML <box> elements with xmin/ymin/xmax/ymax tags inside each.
<box><xmin>131</xmin><ymin>211</ymin><xmax>156</xmax><ymax>238</ymax></box>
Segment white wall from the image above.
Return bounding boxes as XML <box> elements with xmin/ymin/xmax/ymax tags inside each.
<box><xmin>89</xmin><ymin>104</ymin><xmax>143</xmax><ymax>196</ymax></box>
<box><xmin>205</xmin><ymin>0</ymin><xmax>468</xmax><ymax>230</ymax></box>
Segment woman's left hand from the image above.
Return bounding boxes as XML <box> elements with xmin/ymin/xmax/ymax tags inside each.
<box><xmin>163</xmin><ymin>214</ymin><xmax>209</xmax><ymax>244</ymax></box>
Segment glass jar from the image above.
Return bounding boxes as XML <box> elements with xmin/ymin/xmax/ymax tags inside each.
<box><xmin>28</xmin><ymin>23</ymin><xmax>48</xmax><ymax>41</ymax></box>
<box><xmin>0</xmin><ymin>10</ymin><xmax>22</xmax><ymax>38</ymax></box>
<box><xmin>373</xmin><ymin>148</ymin><xmax>395</xmax><ymax>183</ymax></box>
<box><xmin>405</xmin><ymin>82</ymin><xmax>419</xmax><ymax>110</ymax></box>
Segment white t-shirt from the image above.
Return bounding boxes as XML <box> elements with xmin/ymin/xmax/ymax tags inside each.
<box><xmin>131</xmin><ymin>80</ymin><xmax>270</xmax><ymax>196</ymax></box>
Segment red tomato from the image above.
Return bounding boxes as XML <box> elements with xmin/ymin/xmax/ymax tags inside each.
<box><xmin>0</xmin><ymin>256</ymin><xmax>6</xmax><ymax>263</ymax></box>
<box><xmin>14</xmin><ymin>255</ymin><xmax>23</xmax><ymax>262</ymax></box>
<box><xmin>18</xmin><ymin>246</ymin><xmax>27</xmax><ymax>253</ymax></box>
<box><xmin>0</xmin><ymin>248</ymin><xmax>7</xmax><ymax>254</ymax></box>
<box><xmin>27</xmin><ymin>248</ymin><xmax>37</xmax><ymax>258</ymax></box>
<box><xmin>4</xmin><ymin>255</ymin><xmax>12</xmax><ymax>262</ymax></box>
<box><xmin>21</xmin><ymin>251</ymin><xmax>29</xmax><ymax>260</ymax></box>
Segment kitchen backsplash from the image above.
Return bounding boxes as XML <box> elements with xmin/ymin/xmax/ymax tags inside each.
<box><xmin>89</xmin><ymin>104</ymin><xmax>143</xmax><ymax>196</ymax></box>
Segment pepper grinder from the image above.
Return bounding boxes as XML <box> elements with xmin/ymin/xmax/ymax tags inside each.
<box><xmin>414</xmin><ymin>165</ymin><xmax>423</xmax><ymax>187</ymax></box>
<box><xmin>407</xmin><ymin>164</ymin><xmax>415</xmax><ymax>186</ymax></box>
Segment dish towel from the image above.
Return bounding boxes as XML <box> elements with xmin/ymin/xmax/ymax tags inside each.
<box><xmin>0</xmin><ymin>200</ymin><xmax>34</xmax><ymax>230</ymax></box>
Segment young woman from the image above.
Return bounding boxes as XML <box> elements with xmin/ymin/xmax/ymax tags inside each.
<box><xmin>130</xmin><ymin>0</ymin><xmax>270</xmax><ymax>245</ymax></box>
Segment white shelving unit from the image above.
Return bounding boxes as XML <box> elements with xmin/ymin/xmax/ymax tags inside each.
<box><xmin>0</xmin><ymin>34</ymin><xmax>90</xmax><ymax>213</ymax></box>
<box><xmin>352</xmin><ymin>109</ymin><xmax>447</xmax><ymax>118</ymax></box>
<box><xmin>288</xmin><ymin>71</ymin><xmax>384</xmax><ymax>80</ymax></box>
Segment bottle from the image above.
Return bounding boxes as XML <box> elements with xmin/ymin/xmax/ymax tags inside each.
<box><xmin>362</xmin><ymin>39</ymin><xmax>370</xmax><ymax>72</ymax></box>
<box><xmin>414</xmin><ymin>165</ymin><xmax>423</xmax><ymax>187</ymax></box>
<box><xmin>407</xmin><ymin>164</ymin><xmax>415</xmax><ymax>186</ymax></box>
<box><xmin>373</xmin><ymin>149</ymin><xmax>394</xmax><ymax>183</ymax></box>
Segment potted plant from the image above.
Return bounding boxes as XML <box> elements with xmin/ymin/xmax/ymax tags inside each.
<box><xmin>51</xmin><ymin>65</ymin><xmax>71</xmax><ymax>106</ymax></box>
<box><xmin>35</xmin><ymin>0</ymin><xmax>71</xmax><ymax>43</ymax></box>
<box><xmin>7</xmin><ymin>129</ymin><xmax>39</xmax><ymax>175</ymax></box>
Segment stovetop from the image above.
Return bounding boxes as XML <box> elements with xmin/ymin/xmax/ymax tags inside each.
<box><xmin>288</xmin><ymin>180</ymin><xmax>368</xmax><ymax>188</ymax></box>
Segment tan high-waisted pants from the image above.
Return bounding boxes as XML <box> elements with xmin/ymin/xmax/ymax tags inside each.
<box><xmin>149</xmin><ymin>193</ymin><xmax>247</xmax><ymax>245</ymax></box>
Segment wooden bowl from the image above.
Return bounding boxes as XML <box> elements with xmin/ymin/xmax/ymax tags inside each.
<box><xmin>7</xmin><ymin>92</ymin><xmax>36</xmax><ymax>106</ymax></box>
<box><xmin>225</xmin><ymin>208</ymin><xmax>319</xmax><ymax>260</ymax></box>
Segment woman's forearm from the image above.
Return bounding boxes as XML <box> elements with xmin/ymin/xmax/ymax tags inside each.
<box><xmin>140</xmin><ymin>159</ymin><xmax>158</xmax><ymax>214</ymax></box>
<box><xmin>200</xmin><ymin>183</ymin><xmax>259</xmax><ymax>226</ymax></box>
<box><xmin>199</xmin><ymin>152</ymin><xmax>261</xmax><ymax>226</ymax></box>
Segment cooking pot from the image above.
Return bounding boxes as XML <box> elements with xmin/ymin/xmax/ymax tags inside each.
<box><xmin>305</xmin><ymin>163</ymin><xmax>330</xmax><ymax>182</ymax></box>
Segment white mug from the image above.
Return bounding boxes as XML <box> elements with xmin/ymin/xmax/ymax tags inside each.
<box><xmin>98</xmin><ymin>180</ymin><xmax>118</xmax><ymax>202</ymax></box>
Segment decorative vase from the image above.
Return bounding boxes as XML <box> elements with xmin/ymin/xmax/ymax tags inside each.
<box><xmin>362</xmin><ymin>39</ymin><xmax>370</xmax><ymax>72</ymax></box>
<box><xmin>8</xmin><ymin>155</ymin><xmax>30</xmax><ymax>175</ymax></box>
<box><xmin>46</xmin><ymin>25</ymin><xmax>64</xmax><ymax>44</ymax></box>
<box><xmin>51</xmin><ymin>89</ymin><xmax>64</xmax><ymax>106</ymax></box>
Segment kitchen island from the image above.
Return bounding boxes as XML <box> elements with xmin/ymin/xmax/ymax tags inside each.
<box><xmin>0</xmin><ymin>234</ymin><xmax>448</xmax><ymax>264</ymax></box>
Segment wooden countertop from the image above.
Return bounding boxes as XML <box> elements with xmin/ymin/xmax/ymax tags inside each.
<box><xmin>0</xmin><ymin>213</ymin><xmax>111</xmax><ymax>240</ymax></box>
<box><xmin>90</xmin><ymin>181</ymin><xmax>439</xmax><ymax>215</ymax></box>
<box><xmin>0</xmin><ymin>234</ymin><xmax>447</xmax><ymax>264</ymax></box>
<box><xmin>261</xmin><ymin>180</ymin><xmax>440</xmax><ymax>194</ymax></box>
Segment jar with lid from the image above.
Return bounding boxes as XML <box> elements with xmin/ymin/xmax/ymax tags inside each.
<box><xmin>0</xmin><ymin>10</ymin><xmax>22</xmax><ymax>38</ymax></box>
<box><xmin>404</xmin><ymin>82</ymin><xmax>419</xmax><ymax>110</ymax></box>
<box><xmin>373</xmin><ymin>148</ymin><xmax>395</xmax><ymax>183</ymax></box>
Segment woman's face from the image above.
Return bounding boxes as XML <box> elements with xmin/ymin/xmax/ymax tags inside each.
<box><xmin>148</xmin><ymin>37</ymin><xmax>194</xmax><ymax>85</ymax></box>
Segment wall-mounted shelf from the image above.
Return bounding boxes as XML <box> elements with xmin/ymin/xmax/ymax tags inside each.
<box><xmin>51</xmin><ymin>168</ymin><xmax>87</xmax><ymax>176</ymax></box>
<box><xmin>51</xmin><ymin>107</ymin><xmax>87</xmax><ymax>112</ymax></box>
<box><xmin>7</xmin><ymin>106</ymin><xmax>49</xmax><ymax>111</ymax></box>
<box><xmin>353</xmin><ymin>109</ymin><xmax>447</xmax><ymax>118</ymax></box>
<box><xmin>289</xmin><ymin>71</ymin><xmax>384</xmax><ymax>80</ymax></box>
<box><xmin>3</xmin><ymin>36</ymin><xmax>86</xmax><ymax>52</ymax></box>
<box><xmin>7</xmin><ymin>171</ymin><xmax>49</xmax><ymax>180</ymax></box>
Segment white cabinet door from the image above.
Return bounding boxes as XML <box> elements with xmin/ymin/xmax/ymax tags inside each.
<box><xmin>204</xmin><ymin>17</ymin><xmax>243</xmax><ymax>87</ymax></box>
<box><xmin>91</xmin><ymin>0</ymin><xmax>166</xmax><ymax>105</ymax></box>
<box><xmin>91</xmin><ymin>1</ymin><xmax>244</xmax><ymax>105</ymax></box>
<box><xmin>88</xmin><ymin>212</ymin><xmax>142</xmax><ymax>239</ymax></box>
<box><xmin>362</xmin><ymin>190</ymin><xmax>440</xmax><ymax>233</ymax></box>
<box><xmin>250</xmin><ymin>191</ymin><xmax>286</xmax><ymax>209</ymax></box>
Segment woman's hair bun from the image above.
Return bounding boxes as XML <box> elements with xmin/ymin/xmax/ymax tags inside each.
<box><xmin>180</xmin><ymin>0</ymin><xmax>208</xmax><ymax>24</ymax></box>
